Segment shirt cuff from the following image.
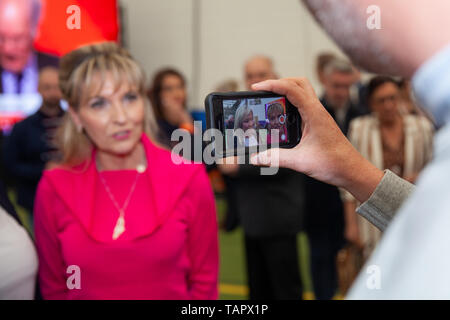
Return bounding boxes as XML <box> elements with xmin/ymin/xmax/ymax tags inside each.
<box><xmin>356</xmin><ymin>170</ymin><xmax>415</xmax><ymax>231</ymax></box>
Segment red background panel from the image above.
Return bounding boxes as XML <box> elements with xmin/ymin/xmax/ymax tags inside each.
<box><xmin>34</xmin><ymin>0</ymin><xmax>119</xmax><ymax>56</ymax></box>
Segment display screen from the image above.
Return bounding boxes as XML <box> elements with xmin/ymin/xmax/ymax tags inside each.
<box><xmin>0</xmin><ymin>0</ymin><xmax>119</xmax><ymax>134</ymax></box>
<box><xmin>222</xmin><ymin>96</ymin><xmax>288</xmax><ymax>149</ymax></box>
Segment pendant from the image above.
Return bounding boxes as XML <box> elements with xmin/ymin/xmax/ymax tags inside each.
<box><xmin>112</xmin><ymin>215</ymin><xmax>125</xmax><ymax>240</ymax></box>
<box><xmin>137</xmin><ymin>164</ymin><xmax>146</xmax><ymax>173</ymax></box>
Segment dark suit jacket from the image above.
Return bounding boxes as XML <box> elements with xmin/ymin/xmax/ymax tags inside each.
<box><xmin>226</xmin><ymin>159</ymin><xmax>305</xmax><ymax>237</ymax></box>
<box><xmin>304</xmin><ymin>97</ymin><xmax>361</xmax><ymax>247</ymax></box>
<box><xmin>0</xmin><ymin>51</ymin><xmax>59</xmax><ymax>93</ymax></box>
<box><xmin>2</xmin><ymin>108</ymin><xmax>64</xmax><ymax>212</ymax></box>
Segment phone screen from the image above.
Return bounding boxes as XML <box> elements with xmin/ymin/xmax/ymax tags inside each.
<box><xmin>222</xmin><ymin>96</ymin><xmax>288</xmax><ymax>149</ymax></box>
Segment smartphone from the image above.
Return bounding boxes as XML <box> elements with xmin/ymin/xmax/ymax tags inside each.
<box><xmin>205</xmin><ymin>91</ymin><xmax>302</xmax><ymax>158</ymax></box>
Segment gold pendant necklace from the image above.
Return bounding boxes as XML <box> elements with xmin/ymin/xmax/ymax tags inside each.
<box><xmin>112</xmin><ymin>212</ymin><xmax>126</xmax><ymax>240</ymax></box>
<box><xmin>97</xmin><ymin>160</ymin><xmax>146</xmax><ymax>240</ymax></box>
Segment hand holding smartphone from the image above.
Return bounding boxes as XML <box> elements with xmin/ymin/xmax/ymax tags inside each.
<box><xmin>205</xmin><ymin>91</ymin><xmax>302</xmax><ymax>157</ymax></box>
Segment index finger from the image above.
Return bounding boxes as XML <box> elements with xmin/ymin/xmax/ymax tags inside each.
<box><xmin>251</xmin><ymin>78</ymin><xmax>317</xmax><ymax>116</ymax></box>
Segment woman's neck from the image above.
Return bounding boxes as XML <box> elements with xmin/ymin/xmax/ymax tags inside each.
<box><xmin>96</xmin><ymin>142</ymin><xmax>146</xmax><ymax>171</ymax></box>
<box><xmin>380</xmin><ymin>114</ymin><xmax>402</xmax><ymax>129</ymax></box>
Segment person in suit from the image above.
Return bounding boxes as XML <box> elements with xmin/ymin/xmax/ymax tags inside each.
<box><xmin>304</xmin><ymin>57</ymin><xmax>360</xmax><ymax>300</ymax></box>
<box><xmin>218</xmin><ymin>55</ymin><xmax>305</xmax><ymax>300</ymax></box>
<box><xmin>0</xmin><ymin>0</ymin><xmax>59</xmax><ymax>94</ymax></box>
<box><xmin>2</xmin><ymin>67</ymin><xmax>64</xmax><ymax>214</ymax></box>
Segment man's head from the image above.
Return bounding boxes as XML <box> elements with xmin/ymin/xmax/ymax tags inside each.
<box><xmin>244</xmin><ymin>55</ymin><xmax>277</xmax><ymax>90</ymax></box>
<box><xmin>38</xmin><ymin>67</ymin><xmax>62</xmax><ymax>109</ymax></box>
<box><xmin>0</xmin><ymin>0</ymin><xmax>41</xmax><ymax>73</ymax></box>
<box><xmin>316</xmin><ymin>52</ymin><xmax>336</xmax><ymax>85</ymax></box>
<box><xmin>302</xmin><ymin>0</ymin><xmax>450</xmax><ymax>78</ymax></box>
<box><xmin>322</xmin><ymin>58</ymin><xmax>355</xmax><ymax>109</ymax></box>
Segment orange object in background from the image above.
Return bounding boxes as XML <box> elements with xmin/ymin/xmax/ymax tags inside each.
<box><xmin>208</xmin><ymin>169</ymin><xmax>226</xmax><ymax>194</ymax></box>
<box><xmin>34</xmin><ymin>0</ymin><xmax>120</xmax><ymax>57</ymax></box>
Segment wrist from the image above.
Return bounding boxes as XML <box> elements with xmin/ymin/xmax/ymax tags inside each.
<box><xmin>340</xmin><ymin>153</ymin><xmax>384</xmax><ymax>203</ymax></box>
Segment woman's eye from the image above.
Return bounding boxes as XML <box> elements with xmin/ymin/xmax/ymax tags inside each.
<box><xmin>124</xmin><ymin>93</ymin><xmax>138</xmax><ymax>102</ymax></box>
<box><xmin>90</xmin><ymin>98</ymin><xmax>106</xmax><ymax>109</ymax></box>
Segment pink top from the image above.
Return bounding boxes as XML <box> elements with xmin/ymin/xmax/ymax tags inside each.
<box><xmin>34</xmin><ymin>133</ymin><xmax>219</xmax><ymax>300</ymax></box>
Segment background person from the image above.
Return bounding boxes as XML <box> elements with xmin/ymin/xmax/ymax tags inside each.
<box><xmin>2</xmin><ymin>67</ymin><xmax>64</xmax><ymax>219</ymax></box>
<box><xmin>244</xmin><ymin>55</ymin><xmax>277</xmax><ymax>91</ymax></box>
<box><xmin>148</xmin><ymin>68</ymin><xmax>194</xmax><ymax>146</ymax></box>
<box><xmin>0</xmin><ymin>0</ymin><xmax>58</xmax><ymax>94</ymax></box>
<box><xmin>0</xmin><ymin>179</ymin><xmax>37</xmax><ymax>299</ymax></box>
<box><xmin>217</xmin><ymin>55</ymin><xmax>305</xmax><ymax>300</ymax></box>
<box><xmin>315</xmin><ymin>52</ymin><xmax>336</xmax><ymax>87</ymax></box>
<box><xmin>343</xmin><ymin>76</ymin><xmax>434</xmax><ymax>259</ymax></box>
<box><xmin>34</xmin><ymin>43</ymin><xmax>218</xmax><ymax>299</ymax></box>
<box><xmin>251</xmin><ymin>0</ymin><xmax>450</xmax><ymax>298</ymax></box>
<box><xmin>303</xmin><ymin>57</ymin><xmax>359</xmax><ymax>300</ymax></box>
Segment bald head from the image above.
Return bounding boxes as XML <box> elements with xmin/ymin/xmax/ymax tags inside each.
<box><xmin>0</xmin><ymin>0</ymin><xmax>41</xmax><ymax>73</ymax></box>
<box><xmin>38</xmin><ymin>67</ymin><xmax>62</xmax><ymax>109</ymax></box>
<box><xmin>244</xmin><ymin>55</ymin><xmax>277</xmax><ymax>90</ymax></box>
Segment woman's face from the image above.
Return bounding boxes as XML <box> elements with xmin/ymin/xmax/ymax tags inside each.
<box><xmin>370</xmin><ymin>82</ymin><xmax>401</xmax><ymax>124</ymax></box>
<box><xmin>268</xmin><ymin>109</ymin><xmax>283</xmax><ymax>130</ymax></box>
<box><xmin>241</xmin><ymin>110</ymin><xmax>255</xmax><ymax>131</ymax></box>
<box><xmin>70</xmin><ymin>72</ymin><xmax>145</xmax><ymax>157</ymax></box>
<box><xmin>160</xmin><ymin>74</ymin><xmax>186</xmax><ymax>106</ymax></box>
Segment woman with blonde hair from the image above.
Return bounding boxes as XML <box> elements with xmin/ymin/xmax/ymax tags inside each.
<box><xmin>234</xmin><ymin>102</ymin><xmax>258</xmax><ymax>147</ymax></box>
<box><xmin>33</xmin><ymin>42</ymin><xmax>218</xmax><ymax>299</ymax></box>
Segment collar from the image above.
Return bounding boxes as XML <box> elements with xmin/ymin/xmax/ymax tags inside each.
<box><xmin>412</xmin><ymin>42</ymin><xmax>450</xmax><ymax>127</ymax></box>
<box><xmin>43</xmin><ymin>133</ymin><xmax>203</xmax><ymax>243</ymax></box>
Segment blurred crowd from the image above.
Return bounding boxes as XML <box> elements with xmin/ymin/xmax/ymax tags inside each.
<box><xmin>0</xmin><ymin>0</ymin><xmax>435</xmax><ymax>300</ymax></box>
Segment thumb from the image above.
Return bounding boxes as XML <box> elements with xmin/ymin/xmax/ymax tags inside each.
<box><xmin>250</xmin><ymin>148</ymin><xmax>293</xmax><ymax>169</ymax></box>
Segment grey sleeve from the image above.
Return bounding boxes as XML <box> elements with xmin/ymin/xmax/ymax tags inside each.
<box><xmin>356</xmin><ymin>170</ymin><xmax>415</xmax><ymax>231</ymax></box>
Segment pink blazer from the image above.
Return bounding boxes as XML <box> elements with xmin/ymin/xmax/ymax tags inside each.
<box><xmin>34</xmin><ymin>133</ymin><xmax>219</xmax><ymax>299</ymax></box>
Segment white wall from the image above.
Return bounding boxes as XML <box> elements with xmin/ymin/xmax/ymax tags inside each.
<box><xmin>120</xmin><ymin>0</ymin><xmax>347</xmax><ymax>110</ymax></box>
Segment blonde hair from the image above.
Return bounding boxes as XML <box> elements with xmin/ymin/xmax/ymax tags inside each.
<box><xmin>56</xmin><ymin>42</ymin><xmax>159</xmax><ymax>167</ymax></box>
<box><xmin>234</xmin><ymin>103</ymin><xmax>253</xmax><ymax>130</ymax></box>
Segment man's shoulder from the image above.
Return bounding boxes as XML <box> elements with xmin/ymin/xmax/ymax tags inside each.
<box><xmin>9</xmin><ymin>112</ymin><xmax>42</xmax><ymax>134</ymax></box>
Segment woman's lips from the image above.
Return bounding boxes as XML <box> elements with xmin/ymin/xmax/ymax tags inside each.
<box><xmin>112</xmin><ymin>130</ymin><xmax>131</xmax><ymax>140</ymax></box>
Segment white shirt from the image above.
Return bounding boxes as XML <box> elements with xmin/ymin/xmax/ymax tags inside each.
<box><xmin>0</xmin><ymin>206</ymin><xmax>38</xmax><ymax>299</ymax></box>
<box><xmin>348</xmin><ymin>43</ymin><xmax>450</xmax><ymax>299</ymax></box>
<box><xmin>1</xmin><ymin>53</ymin><xmax>39</xmax><ymax>94</ymax></box>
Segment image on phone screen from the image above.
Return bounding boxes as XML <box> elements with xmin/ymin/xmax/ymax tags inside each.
<box><xmin>222</xmin><ymin>96</ymin><xmax>288</xmax><ymax>149</ymax></box>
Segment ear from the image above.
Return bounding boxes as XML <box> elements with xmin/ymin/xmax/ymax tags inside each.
<box><xmin>67</xmin><ymin>106</ymin><xmax>83</xmax><ymax>132</ymax></box>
